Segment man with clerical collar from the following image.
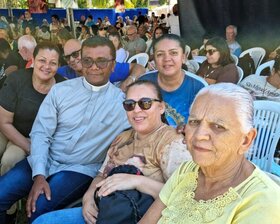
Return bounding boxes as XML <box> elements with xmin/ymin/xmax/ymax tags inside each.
<box><xmin>57</xmin><ymin>38</ymin><xmax>146</xmax><ymax>90</ymax></box>
<box><xmin>0</xmin><ymin>36</ymin><xmax>130</xmax><ymax>223</ymax></box>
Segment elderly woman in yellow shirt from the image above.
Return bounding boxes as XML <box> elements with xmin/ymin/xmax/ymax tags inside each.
<box><xmin>140</xmin><ymin>83</ymin><xmax>280</xmax><ymax>224</ymax></box>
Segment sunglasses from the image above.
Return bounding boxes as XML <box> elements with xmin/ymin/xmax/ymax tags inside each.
<box><xmin>99</xmin><ymin>27</ymin><xmax>108</xmax><ymax>31</ymax></box>
<box><xmin>63</xmin><ymin>49</ymin><xmax>81</xmax><ymax>61</ymax></box>
<box><xmin>123</xmin><ymin>97</ymin><xmax>161</xmax><ymax>111</ymax></box>
<box><xmin>81</xmin><ymin>57</ymin><xmax>114</xmax><ymax>69</ymax></box>
<box><xmin>204</xmin><ymin>49</ymin><xmax>218</xmax><ymax>56</ymax></box>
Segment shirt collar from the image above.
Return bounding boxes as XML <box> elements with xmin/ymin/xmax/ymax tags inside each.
<box><xmin>82</xmin><ymin>77</ymin><xmax>109</xmax><ymax>92</ymax></box>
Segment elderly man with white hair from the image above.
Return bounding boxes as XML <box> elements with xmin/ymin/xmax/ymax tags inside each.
<box><xmin>226</xmin><ymin>25</ymin><xmax>242</xmax><ymax>57</ymax></box>
<box><xmin>5</xmin><ymin>35</ymin><xmax>37</xmax><ymax>76</ymax></box>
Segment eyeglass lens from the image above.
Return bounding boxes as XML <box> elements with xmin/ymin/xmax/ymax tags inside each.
<box><xmin>64</xmin><ymin>50</ymin><xmax>80</xmax><ymax>61</ymax></box>
<box><xmin>123</xmin><ymin>98</ymin><xmax>161</xmax><ymax>111</ymax></box>
<box><xmin>81</xmin><ymin>58</ymin><xmax>113</xmax><ymax>69</ymax></box>
<box><xmin>205</xmin><ymin>49</ymin><xmax>217</xmax><ymax>56</ymax></box>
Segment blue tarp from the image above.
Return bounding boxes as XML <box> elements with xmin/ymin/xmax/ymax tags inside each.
<box><xmin>0</xmin><ymin>8</ymin><xmax>148</xmax><ymax>25</ymax></box>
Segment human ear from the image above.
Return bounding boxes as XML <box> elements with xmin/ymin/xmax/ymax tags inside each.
<box><xmin>159</xmin><ymin>101</ymin><xmax>166</xmax><ymax>115</ymax></box>
<box><xmin>238</xmin><ymin>128</ymin><xmax>257</xmax><ymax>155</ymax></box>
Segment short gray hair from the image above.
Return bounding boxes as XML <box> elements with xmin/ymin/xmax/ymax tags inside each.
<box><xmin>18</xmin><ymin>35</ymin><xmax>37</xmax><ymax>51</ymax></box>
<box><xmin>226</xmin><ymin>25</ymin><xmax>237</xmax><ymax>35</ymax></box>
<box><xmin>191</xmin><ymin>83</ymin><xmax>254</xmax><ymax>133</ymax></box>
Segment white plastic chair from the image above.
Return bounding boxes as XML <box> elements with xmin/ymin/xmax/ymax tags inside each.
<box><xmin>231</xmin><ymin>54</ymin><xmax>239</xmax><ymax>65</ymax></box>
<box><xmin>236</xmin><ymin>66</ymin><xmax>244</xmax><ymax>84</ymax></box>
<box><xmin>239</xmin><ymin>47</ymin><xmax>266</xmax><ymax>69</ymax></box>
<box><xmin>192</xmin><ymin>56</ymin><xmax>207</xmax><ymax>64</ymax></box>
<box><xmin>255</xmin><ymin>60</ymin><xmax>275</xmax><ymax>76</ymax></box>
<box><xmin>185</xmin><ymin>71</ymin><xmax>208</xmax><ymax>87</ymax></box>
<box><xmin>186</xmin><ymin>59</ymin><xmax>200</xmax><ymax>73</ymax></box>
<box><xmin>185</xmin><ymin>45</ymin><xmax>191</xmax><ymax>58</ymax></box>
<box><xmin>127</xmin><ymin>52</ymin><xmax>149</xmax><ymax>67</ymax></box>
<box><xmin>246</xmin><ymin>100</ymin><xmax>280</xmax><ymax>174</ymax></box>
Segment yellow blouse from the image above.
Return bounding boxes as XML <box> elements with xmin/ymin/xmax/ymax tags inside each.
<box><xmin>159</xmin><ymin>161</ymin><xmax>280</xmax><ymax>224</ymax></box>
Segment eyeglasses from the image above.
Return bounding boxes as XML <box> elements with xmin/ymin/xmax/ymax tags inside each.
<box><xmin>63</xmin><ymin>49</ymin><xmax>81</xmax><ymax>61</ymax></box>
<box><xmin>123</xmin><ymin>98</ymin><xmax>161</xmax><ymax>111</ymax></box>
<box><xmin>127</xmin><ymin>32</ymin><xmax>136</xmax><ymax>36</ymax></box>
<box><xmin>99</xmin><ymin>27</ymin><xmax>108</xmax><ymax>31</ymax></box>
<box><xmin>204</xmin><ymin>49</ymin><xmax>218</xmax><ymax>56</ymax></box>
<box><xmin>81</xmin><ymin>57</ymin><xmax>115</xmax><ymax>69</ymax></box>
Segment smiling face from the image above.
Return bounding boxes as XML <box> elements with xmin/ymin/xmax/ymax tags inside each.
<box><xmin>154</xmin><ymin>39</ymin><xmax>185</xmax><ymax>78</ymax></box>
<box><xmin>185</xmin><ymin>94</ymin><xmax>247</xmax><ymax>168</ymax></box>
<box><xmin>126</xmin><ymin>84</ymin><xmax>165</xmax><ymax>139</ymax></box>
<box><xmin>64</xmin><ymin>40</ymin><xmax>83</xmax><ymax>74</ymax></box>
<box><xmin>33</xmin><ymin>48</ymin><xmax>59</xmax><ymax>82</ymax></box>
<box><xmin>82</xmin><ymin>45</ymin><xmax>115</xmax><ymax>86</ymax></box>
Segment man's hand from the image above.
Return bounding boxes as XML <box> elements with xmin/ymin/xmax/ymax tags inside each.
<box><xmin>26</xmin><ymin>175</ymin><xmax>51</xmax><ymax>218</ymax></box>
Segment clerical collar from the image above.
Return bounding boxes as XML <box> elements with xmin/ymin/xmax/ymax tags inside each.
<box><xmin>83</xmin><ymin>77</ymin><xmax>109</xmax><ymax>92</ymax></box>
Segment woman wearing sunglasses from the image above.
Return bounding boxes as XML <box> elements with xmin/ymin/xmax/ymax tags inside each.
<box><xmin>197</xmin><ymin>36</ymin><xmax>239</xmax><ymax>85</ymax></box>
<box><xmin>32</xmin><ymin>80</ymin><xmax>191</xmax><ymax>224</ymax></box>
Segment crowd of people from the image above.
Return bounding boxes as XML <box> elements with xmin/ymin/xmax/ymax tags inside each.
<box><xmin>0</xmin><ymin>4</ymin><xmax>280</xmax><ymax>224</ymax></box>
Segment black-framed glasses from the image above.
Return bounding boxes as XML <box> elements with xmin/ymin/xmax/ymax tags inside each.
<box><xmin>99</xmin><ymin>27</ymin><xmax>108</xmax><ymax>31</ymax></box>
<box><xmin>63</xmin><ymin>49</ymin><xmax>81</xmax><ymax>61</ymax></box>
<box><xmin>123</xmin><ymin>97</ymin><xmax>161</xmax><ymax>111</ymax></box>
<box><xmin>81</xmin><ymin>57</ymin><xmax>115</xmax><ymax>69</ymax></box>
<box><xmin>204</xmin><ymin>49</ymin><xmax>218</xmax><ymax>56</ymax></box>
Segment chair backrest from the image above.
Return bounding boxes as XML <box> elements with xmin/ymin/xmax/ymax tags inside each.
<box><xmin>236</xmin><ymin>66</ymin><xmax>244</xmax><ymax>84</ymax></box>
<box><xmin>187</xmin><ymin>59</ymin><xmax>200</xmax><ymax>73</ymax></box>
<box><xmin>265</xmin><ymin>172</ymin><xmax>280</xmax><ymax>185</ymax></box>
<box><xmin>231</xmin><ymin>54</ymin><xmax>239</xmax><ymax>65</ymax></box>
<box><xmin>185</xmin><ymin>45</ymin><xmax>191</xmax><ymax>58</ymax></box>
<box><xmin>127</xmin><ymin>53</ymin><xmax>149</xmax><ymax>67</ymax></box>
<box><xmin>124</xmin><ymin>51</ymin><xmax>130</xmax><ymax>62</ymax></box>
<box><xmin>255</xmin><ymin>60</ymin><xmax>275</xmax><ymax>76</ymax></box>
<box><xmin>192</xmin><ymin>55</ymin><xmax>207</xmax><ymax>64</ymax></box>
<box><xmin>246</xmin><ymin>100</ymin><xmax>280</xmax><ymax>172</ymax></box>
<box><xmin>239</xmin><ymin>47</ymin><xmax>266</xmax><ymax>69</ymax></box>
<box><xmin>185</xmin><ymin>71</ymin><xmax>208</xmax><ymax>87</ymax></box>
<box><xmin>143</xmin><ymin>70</ymin><xmax>208</xmax><ymax>87</ymax></box>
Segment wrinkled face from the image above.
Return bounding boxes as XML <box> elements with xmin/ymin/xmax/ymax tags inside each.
<box><xmin>33</xmin><ymin>48</ymin><xmax>59</xmax><ymax>81</ymax></box>
<box><xmin>125</xmin><ymin>84</ymin><xmax>165</xmax><ymax>139</ymax></box>
<box><xmin>108</xmin><ymin>35</ymin><xmax>120</xmax><ymax>50</ymax></box>
<box><xmin>64</xmin><ymin>40</ymin><xmax>82</xmax><ymax>74</ymax></box>
<box><xmin>154</xmin><ymin>39</ymin><xmax>185</xmax><ymax>77</ymax></box>
<box><xmin>82</xmin><ymin>45</ymin><xmax>115</xmax><ymax>86</ymax></box>
<box><xmin>226</xmin><ymin>27</ymin><xmax>236</xmax><ymax>42</ymax></box>
<box><xmin>205</xmin><ymin>44</ymin><xmax>220</xmax><ymax>66</ymax></box>
<box><xmin>154</xmin><ymin>29</ymin><xmax>163</xmax><ymax>39</ymax></box>
<box><xmin>127</xmin><ymin>28</ymin><xmax>137</xmax><ymax>41</ymax></box>
<box><xmin>185</xmin><ymin>94</ymin><xmax>246</xmax><ymax>168</ymax></box>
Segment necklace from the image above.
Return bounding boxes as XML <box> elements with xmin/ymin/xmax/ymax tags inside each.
<box><xmin>203</xmin><ymin>66</ymin><xmax>216</xmax><ymax>79</ymax></box>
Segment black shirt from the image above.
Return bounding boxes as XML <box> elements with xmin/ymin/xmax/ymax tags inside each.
<box><xmin>0</xmin><ymin>68</ymin><xmax>65</xmax><ymax>137</ymax></box>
